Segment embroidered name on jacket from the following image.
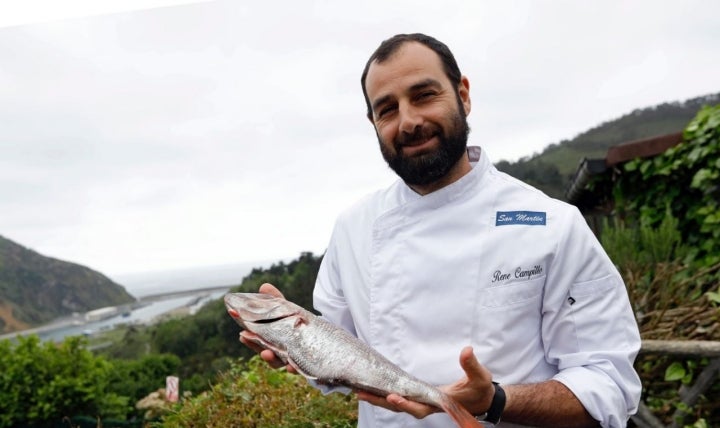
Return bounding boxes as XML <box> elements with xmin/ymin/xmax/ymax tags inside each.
<box><xmin>492</xmin><ymin>265</ymin><xmax>544</xmax><ymax>283</ymax></box>
<box><xmin>496</xmin><ymin>211</ymin><xmax>546</xmax><ymax>226</ymax></box>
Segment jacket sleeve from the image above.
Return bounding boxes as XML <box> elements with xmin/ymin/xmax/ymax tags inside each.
<box><xmin>313</xmin><ymin>220</ymin><xmax>358</xmax><ymax>337</ymax></box>
<box><xmin>542</xmin><ymin>207</ymin><xmax>642</xmax><ymax>428</ymax></box>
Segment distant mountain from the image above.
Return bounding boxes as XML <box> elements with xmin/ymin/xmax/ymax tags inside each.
<box><xmin>0</xmin><ymin>235</ymin><xmax>135</xmax><ymax>333</ymax></box>
<box><xmin>495</xmin><ymin>92</ymin><xmax>720</xmax><ymax>199</ymax></box>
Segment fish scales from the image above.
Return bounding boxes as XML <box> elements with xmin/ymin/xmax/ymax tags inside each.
<box><xmin>224</xmin><ymin>292</ymin><xmax>482</xmax><ymax>428</ymax></box>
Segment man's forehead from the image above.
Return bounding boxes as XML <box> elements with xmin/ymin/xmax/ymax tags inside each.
<box><xmin>365</xmin><ymin>42</ymin><xmax>447</xmax><ymax>99</ymax></box>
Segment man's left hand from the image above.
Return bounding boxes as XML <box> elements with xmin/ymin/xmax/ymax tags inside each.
<box><xmin>355</xmin><ymin>346</ymin><xmax>496</xmax><ymax>418</ymax></box>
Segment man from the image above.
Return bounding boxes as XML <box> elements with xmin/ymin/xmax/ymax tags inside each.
<box><xmin>242</xmin><ymin>33</ymin><xmax>641</xmax><ymax>427</ymax></box>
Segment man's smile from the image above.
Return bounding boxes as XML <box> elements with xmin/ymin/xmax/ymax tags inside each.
<box><xmin>399</xmin><ymin>134</ymin><xmax>439</xmax><ymax>157</ymax></box>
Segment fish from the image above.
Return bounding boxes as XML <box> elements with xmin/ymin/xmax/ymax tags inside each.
<box><xmin>224</xmin><ymin>292</ymin><xmax>482</xmax><ymax>428</ymax></box>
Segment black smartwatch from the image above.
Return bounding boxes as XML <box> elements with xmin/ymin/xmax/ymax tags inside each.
<box><xmin>476</xmin><ymin>382</ymin><xmax>506</xmax><ymax>426</ymax></box>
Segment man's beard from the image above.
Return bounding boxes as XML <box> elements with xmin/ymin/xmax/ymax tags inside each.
<box><xmin>378</xmin><ymin>104</ymin><xmax>469</xmax><ymax>187</ymax></box>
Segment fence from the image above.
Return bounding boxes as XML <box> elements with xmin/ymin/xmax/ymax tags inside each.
<box><xmin>632</xmin><ymin>340</ymin><xmax>720</xmax><ymax>428</ymax></box>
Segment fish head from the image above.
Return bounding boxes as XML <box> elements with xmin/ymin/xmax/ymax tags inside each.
<box><xmin>224</xmin><ymin>293</ymin><xmax>303</xmax><ymax>332</ymax></box>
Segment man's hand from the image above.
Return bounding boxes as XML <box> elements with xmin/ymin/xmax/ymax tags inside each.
<box><xmin>356</xmin><ymin>346</ymin><xmax>495</xmax><ymax>418</ymax></box>
<box><xmin>237</xmin><ymin>283</ymin><xmax>297</xmax><ymax>374</ymax></box>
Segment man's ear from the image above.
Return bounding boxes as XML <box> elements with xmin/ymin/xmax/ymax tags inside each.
<box><xmin>458</xmin><ymin>76</ymin><xmax>471</xmax><ymax>116</ymax></box>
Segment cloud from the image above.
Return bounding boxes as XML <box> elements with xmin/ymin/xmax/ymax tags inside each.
<box><xmin>1</xmin><ymin>0</ymin><xmax>719</xmax><ymax>275</ymax></box>
<box><xmin>0</xmin><ymin>0</ymin><xmax>212</xmax><ymax>29</ymax></box>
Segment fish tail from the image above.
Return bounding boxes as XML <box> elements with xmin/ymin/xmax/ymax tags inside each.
<box><xmin>439</xmin><ymin>393</ymin><xmax>483</xmax><ymax>428</ymax></box>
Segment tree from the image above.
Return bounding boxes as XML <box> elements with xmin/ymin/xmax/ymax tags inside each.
<box><xmin>0</xmin><ymin>335</ymin><xmax>127</xmax><ymax>427</ymax></box>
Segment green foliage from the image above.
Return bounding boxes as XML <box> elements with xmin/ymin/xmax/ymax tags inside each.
<box><xmin>0</xmin><ymin>335</ymin><xmax>128</xmax><ymax>427</ymax></box>
<box><xmin>664</xmin><ymin>361</ymin><xmax>692</xmax><ymax>384</ymax></box>
<box><xmin>158</xmin><ymin>356</ymin><xmax>357</xmax><ymax>428</ymax></box>
<box><xmin>616</xmin><ymin>104</ymin><xmax>720</xmax><ymax>266</ymax></box>
<box><xmin>600</xmin><ymin>211</ymin><xmax>705</xmax><ymax>326</ymax></box>
<box><xmin>601</xmin><ymin>210</ymin><xmax>720</xmax><ymax>427</ymax></box>
<box><xmin>707</xmin><ymin>290</ymin><xmax>720</xmax><ymax>306</ymax></box>
<box><xmin>687</xmin><ymin>419</ymin><xmax>708</xmax><ymax>428</ymax></box>
<box><xmin>96</xmin><ymin>325</ymin><xmax>154</xmax><ymax>360</ymax></box>
<box><xmin>106</xmin><ymin>354</ymin><xmax>182</xmax><ymax>420</ymax></box>
<box><xmin>602</xmin><ymin>208</ymin><xmax>688</xmax><ymax>269</ymax></box>
<box><xmin>0</xmin><ymin>334</ymin><xmax>186</xmax><ymax>425</ymax></box>
<box><xmin>153</xmin><ymin>318</ymin><xmax>202</xmax><ymax>358</ymax></box>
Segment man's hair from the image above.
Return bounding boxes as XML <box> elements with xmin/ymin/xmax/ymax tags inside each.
<box><xmin>361</xmin><ymin>33</ymin><xmax>462</xmax><ymax>119</ymax></box>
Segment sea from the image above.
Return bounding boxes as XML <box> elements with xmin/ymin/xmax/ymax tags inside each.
<box><xmin>1</xmin><ymin>260</ymin><xmax>276</xmax><ymax>344</ymax></box>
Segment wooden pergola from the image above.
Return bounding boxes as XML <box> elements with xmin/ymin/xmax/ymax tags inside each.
<box><xmin>564</xmin><ymin>132</ymin><xmax>683</xmax><ymax>232</ymax></box>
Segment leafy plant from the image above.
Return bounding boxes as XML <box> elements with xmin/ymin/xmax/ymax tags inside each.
<box><xmin>617</xmin><ymin>104</ymin><xmax>720</xmax><ymax>267</ymax></box>
<box><xmin>601</xmin><ymin>210</ymin><xmax>720</xmax><ymax>427</ymax></box>
<box><xmin>0</xmin><ymin>335</ymin><xmax>128</xmax><ymax>427</ymax></box>
<box><xmin>157</xmin><ymin>356</ymin><xmax>357</xmax><ymax>427</ymax></box>
<box><xmin>105</xmin><ymin>354</ymin><xmax>183</xmax><ymax>420</ymax></box>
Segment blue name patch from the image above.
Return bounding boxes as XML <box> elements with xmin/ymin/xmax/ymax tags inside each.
<box><xmin>496</xmin><ymin>211</ymin><xmax>546</xmax><ymax>226</ymax></box>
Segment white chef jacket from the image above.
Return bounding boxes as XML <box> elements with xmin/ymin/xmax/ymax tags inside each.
<box><xmin>313</xmin><ymin>146</ymin><xmax>642</xmax><ymax>428</ymax></box>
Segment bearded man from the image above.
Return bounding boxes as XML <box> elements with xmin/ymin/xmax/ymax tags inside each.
<box><xmin>243</xmin><ymin>33</ymin><xmax>641</xmax><ymax>428</ymax></box>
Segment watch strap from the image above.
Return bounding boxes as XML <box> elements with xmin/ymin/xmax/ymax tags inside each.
<box><xmin>483</xmin><ymin>382</ymin><xmax>506</xmax><ymax>425</ymax></box>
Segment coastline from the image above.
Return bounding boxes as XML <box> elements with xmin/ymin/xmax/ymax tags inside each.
<box><xmin>0</xmin><ymin>285</ymin><xmax>231</xmax><ymax>343</ymax></box>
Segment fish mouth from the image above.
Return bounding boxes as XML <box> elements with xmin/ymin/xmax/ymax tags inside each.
<box><xmin>224</xmin><ymin>293</ymin><xmax>297</xmax><ymax>324</ymax></box>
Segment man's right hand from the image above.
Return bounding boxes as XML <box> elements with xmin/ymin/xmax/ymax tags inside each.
<box><xmin>237</xmin><ymin>282</ymin><xmax>297</xmax><ymax>374</ymax></box>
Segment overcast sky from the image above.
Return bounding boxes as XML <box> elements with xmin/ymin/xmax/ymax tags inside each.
<box><xmin>1</xmin><ymin>0</ymin><xmax>719</xmax><ymax>278</ymax></box>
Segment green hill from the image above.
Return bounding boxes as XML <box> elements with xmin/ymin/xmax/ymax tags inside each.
<box><xmin>495</xmin><ymin>92</ymin><xmax>720</xmax><ymax>199</ymax></box>
<box><xmin>0</xmin><ymin>235</ymin><xmax>135</xmax><ymax>333</ymax></box>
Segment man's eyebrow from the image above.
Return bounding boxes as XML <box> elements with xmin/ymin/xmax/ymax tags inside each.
<box><xmin>409</xmin><ymin>78</ymin><xmax>442</xmax><ymax>93</ymax></box>
<box><xmin>371</xmin><ymin>78</ymin><xmax>444</xmax><ymax>114</ymax></box>
<box><xmin>371</xmin><ymin>94</ymin><xmax>393</xmax><ymax>114</ymax></box>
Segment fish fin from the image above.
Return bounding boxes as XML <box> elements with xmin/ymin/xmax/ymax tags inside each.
<box><xmin>439</xmin><ymin>393</ymin><xmax>483</xmax><ymax>428</ymax></box>
<box><xmin>293</xmin><ymin>313</ymin><xmax>309</xmax><ymax>328</ymax></box>
<box><xmin>286</xmin><ymin>356</ymin><xmax>317</xmax><ymax>380</ymax></box>
<box><xmin>243</xmin><ymin>334</ymin><xmax>295</xmax><ymax>368</ymax></box>
<box><xmin>244</xmin><ymin>334</ymin><xmax>288</xmax><ymax>359</ymax></box>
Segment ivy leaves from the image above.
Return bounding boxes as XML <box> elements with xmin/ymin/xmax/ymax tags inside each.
<box><xmin>619</xmin><ymin>104</ymin><xmax>720</xmax><ymax>265</ymax></box>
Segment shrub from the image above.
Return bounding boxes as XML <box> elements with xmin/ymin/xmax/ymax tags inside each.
<box><xmin>158</xmin><ymin>356</ymin><xmax>357</xmax><ymax>428</ymax></box>
<box><xmin>0</xmin><ymin>335</ymin><xmax>128</xmax><ymax>427</ymax></box>
<box><xmin>601</xmin><ymin>212</ymin><xmax>720</xmax><ymax>427</ymax></box>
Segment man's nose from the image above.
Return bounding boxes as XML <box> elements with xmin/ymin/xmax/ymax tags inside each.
<box><xmin>398</xmin><ymin>103</ymin><xmax>423</xmax><ymax>135</ymax></box>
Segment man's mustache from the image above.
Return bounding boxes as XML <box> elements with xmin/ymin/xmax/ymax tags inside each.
<box><xmin>395</xmin><ymin>123</ymin><xmax>442</xmax><ymax>147</ymax></box>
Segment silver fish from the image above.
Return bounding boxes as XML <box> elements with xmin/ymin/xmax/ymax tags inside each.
<box><xmin>224</xmin><ymin>292</ymin><xmax>482</xmax><ymax>428</ymax></box>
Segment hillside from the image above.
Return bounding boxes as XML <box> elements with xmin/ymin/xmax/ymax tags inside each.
<box><xmin>0</xmin><ymin>235</ymin><xmax>135</xmax><ymax>333</ymax></box>
<box><xmin>496</xmin><ymin>92</ymin><xmax>720</xmax><ymax>199</ymax></box>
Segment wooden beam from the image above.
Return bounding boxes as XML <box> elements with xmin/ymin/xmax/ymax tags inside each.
<box><xmin>641</xmin><ymin>340</ymin><xmax>720</xmax><ymax>357</ymax></box>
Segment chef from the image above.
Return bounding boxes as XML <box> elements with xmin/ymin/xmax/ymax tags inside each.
<box><xmin>245</xmin><ymin>33</ymin><xmax>642</xmax><ymax>428</ymax></box>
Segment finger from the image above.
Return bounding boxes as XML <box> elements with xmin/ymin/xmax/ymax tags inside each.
<box><xmin>241</xmin><ymin>332</ymin><xmax>282</xmax><ymax>368</ymax></box>
<box><xmin>259</xmin><ymin>349</ymin><xmax>286</xmax><ymax>369</ymax></box>
<box><xmin>259</xmin><ymin>283</ymin><xmax>284</xmax><ymax>298</ymax></box>
<box><xmin>459</xmin><ymin>346</ymin><xmax>491</xmax><ymax>382</ymax></box>
<box><xmin>240</xmin><ymin>331</ymin><xmax>295</xmax><ymax>372</ymax></box>
<box><xmin>386</xmin><ymin>393</ymin><xmax>436</xmax><ymax>419</ymax></box>
<box><xmin>356</xmin><ymin>390</ymin><xmax>395</xmax><ymax>411</ymax></box>
<box><xmin>454</xmin><ymin>346</ymin><xmax>495</xmax><ymax>414</ymax></box>
<box><xmin>239</xmin><ymin>331</ymin><xmax>266</xmax><ymax>354</ymax></box>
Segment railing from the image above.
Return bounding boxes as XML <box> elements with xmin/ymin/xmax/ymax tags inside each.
<box><xmin>632</xmin><ymin>340</ymin><xmax>720</xmax><ymax>428</ymax></box>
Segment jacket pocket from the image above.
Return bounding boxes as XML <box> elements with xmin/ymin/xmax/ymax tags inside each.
<box><xmin>479</xmin><ymin>277</ymin><xmax>544</xmax><ymax>309</ymax></box>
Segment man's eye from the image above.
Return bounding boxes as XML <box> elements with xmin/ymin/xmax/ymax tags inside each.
<box><xmin>377</xmin><ymin>106</ymin><xmax>396</xmax><ymax>118</ymax></box>
<box><xmin>417</xmin><ymin>91</ymin><xmax>435</xmax><ymax>100</ymax></box>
